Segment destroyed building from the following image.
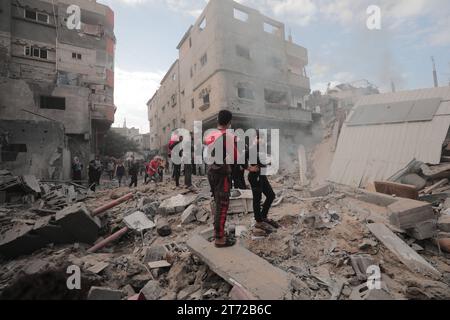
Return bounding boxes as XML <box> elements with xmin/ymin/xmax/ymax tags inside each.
<box><xmin>147</xmin><ymin>0</ymin><xmax>311</xmax><ymax>157</ymax></box>
<box><xmin>329</xmin><ymin>86</ymin><xmax>450</xmax><ymax>187</ymax></box>
<box><xmin>0</xmin><ymin>0</ymin><xmax>116</xmax><ymax>180</ymax></box>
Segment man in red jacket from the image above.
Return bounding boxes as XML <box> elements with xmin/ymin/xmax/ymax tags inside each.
<box><xmin>145</xmin><ymin>157</ymin><xmax>162</xmax><ymax>184</ymax></box>
<box><xmin>205</xmin><ymin>110</ymin><xmax>237</xmax><ymax>248</ymax></box>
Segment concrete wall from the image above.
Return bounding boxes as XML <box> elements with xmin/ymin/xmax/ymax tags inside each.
<box><xmin>0</xmin><ymin>120</ymin><xmax>68</xmax><ymax>179</ymax></box>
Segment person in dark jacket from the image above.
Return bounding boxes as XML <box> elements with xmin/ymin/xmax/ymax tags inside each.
<box><xmin>245</xmin><ymin>132</ymin><xmax>280</xmax><ymax>236</ymax></box>
<box><xmin>170</xmin><ymin>136</ymin><xmax>183</xmax><ymax>187</ymax></box>
<box><xmin>128</xmin><ymin>156</ymin><xmax>139</xmax><ymax>188</ymax></box>
<box><xmin>72</xmin><ymin>157</ymin><xmax>83</xmax><ymax>183</ymax></box>
<box><xmin>115</xmin><ymin>160</ymin><xmax>125</xmax><ymax>187</ymax></box>
<box><xmin>88</xmin><ymin>160</ymin><xmax>97</xmax><ymax>191</ymax></box>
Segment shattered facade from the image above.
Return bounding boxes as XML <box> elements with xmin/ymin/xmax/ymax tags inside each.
<box><xmin>147</xmin><ymin>0</ymin><xmax>312</xmax><ymax>156</ymax></box>
<box><xmin>0</xmin><ymin>0</ymin><xmax>116</xmax><ymax>180</ymax></box>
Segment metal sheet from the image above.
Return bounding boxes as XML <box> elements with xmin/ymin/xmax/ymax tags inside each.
<box><xmin>348</xmin><ymin>98</ymin><xmax>441</xmax><ymax>126</ymax></box>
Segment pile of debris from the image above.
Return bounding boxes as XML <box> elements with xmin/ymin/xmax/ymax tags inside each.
<box><xmin>370</xmin><ymin>159</ymin><xmax>450</xmax><ymax>252</ymax></box>
<box><xmin>0</xmin><ymin>170</ymin><xmax>88</xmax><ymax>212</ymax></box>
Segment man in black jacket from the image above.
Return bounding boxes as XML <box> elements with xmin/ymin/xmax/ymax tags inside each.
<box><xmin>245</xmin><ymin>132</ymin><xmax>280</xmax><ymax>235</ymax></box>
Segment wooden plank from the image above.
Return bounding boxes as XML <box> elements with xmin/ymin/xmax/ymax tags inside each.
<box><xmin>422</xmin><ymin>179</ymin><xmax>449</xmax><ymax>195</ymax></box>
<box><xmin>374</xmin><ymin>181</ymin><xmax>418</xmax><ymax>199</ymax></box>
<box><xmin>147</xmin><ymin>260</ymin><xmax>171</xmax><ymax>269</ymax></box>
<box><xmin>87</xmin><ymin>261</ymin><xmax>109</xmax><ymax>274</ymax></box>
<box><xmin>367</xmin><ymin>223</ymin><xmax>441</xmax><ymax>278</ymax></box>
<box><xmin>187</xmin><ymin>235</ymin><xmax>291</xmax><ymax>300</ymax></box>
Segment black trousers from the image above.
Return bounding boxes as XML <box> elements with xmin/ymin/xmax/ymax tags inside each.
<box><xmin>184</xmin><ymin>164</ymin><xmax>192</xmax><ymax>187</ymax></box>
<box><xmin>129</xmin><ymin>174</ymin><xmax>137</xmax><ymax>188</ymax></box>
<box><xmin>231</xmin><ymin>165</ymin><xmax>247</xmax><ymax>190</ymax></box>
<box><xmin>173</xmin><ymin>164</ymin><xmax>181</xmax><ymax>186</ymax></box>
<box><xmin>208</xmin><ymin>169</ymin><xmax>231</xmax><ymax>240</ymax></box>
<box><xmin>248</xmin><ymin>173</ymin><xmax>275</xmax><ymax>223</ymax></box>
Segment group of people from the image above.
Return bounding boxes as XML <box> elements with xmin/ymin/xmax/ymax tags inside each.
<box><xmin>204</xmin><ymin>110</ymin><xmax>279</xmax><ymax>248</ymax></box>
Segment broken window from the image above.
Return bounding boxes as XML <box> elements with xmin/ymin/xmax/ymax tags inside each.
<box><xmin>199</xmin><ymin>17</ymin><xmax>206</xmax><ymax>31</ymax></box>
<box><xmin>171</xmin><ymin>94</ymin><xmax>176</xmax><ymax>106</ymax></box>
<box><xmin>191</xmin><ymin>98</ymin><xmax>195</xmax><ymax>109</ymax></box>
<box><xmin>40</xmin><ymin>96</ymin><xmax>66</xmax><ymax>110</ymax></box>
<box><xmin>24</xmin><ymin>9</ymin><xmax>49</xmax><ymax>24</ymax></box>
<box><xmin>236</xmin><ymin>45</ymin><xmax>250</xmax><ymax>59</ymax></box>
<box><xmin>264</xmin><ymin>89</ymin><xmax>288</xmax><ymax>105</ymax></box>
<box><xmin>1</xmin><ymin>144</ymin><xmax>27</xmax><ymax>162</ymax></box>
<box><xmin>200</xmin><ymin>53</ymin><xmax>207</xmax><ymax>67</ymax></box>
<box><xmin>172</xmin><ymin>73</ymin><xmax>177</xmax><ymax>81</ymax></box>
<box><xmin>203</xmin><ymin>94</ymin><xmax>210</xmax><ymax>105</ymax></box>
<box><xmin>72</xmin><ymin>52</ymin><xmax>82</xmax><ymax>60</ymax></box>
<box><xmin>264</xmin><ymin>22</ymin><xmax>281</xmax><ymax>35</ymax></box>
<box><xmin>25</xmin><ymin>46</ymin><xmax>48</xmax><ymax>59</ymax></box>
<box><xmin>233</xmin><ymin>8</ymin><xmax>249</xmax><ymax>22</ymax></box>
<box><xmin>237</xmin><ymin>87</ymin><xmax>254</xmax><ymax>100</ymax></box>
<box><xmin>189</xmin><ymin>38</ymin><xmax>192</xmax><ymax>48</ymax></box>
<box><xmin>270</xmin><ymin>56</ymin><xmax>282</xmax><ymax>69</ymax></box>
<box><xmin>37</xmin><ymin>12</ymin><xmax>49</xmax><ymax>23</ymax></box>
<box><xmin>24</xmin><ymin>10</ymin><xmax>37</xmax><ymax>20</ymax></box>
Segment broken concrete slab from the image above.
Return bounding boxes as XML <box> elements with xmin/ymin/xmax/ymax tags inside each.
<box><xmin>147</xmin><ymin>260</ymin><xmax>171</xmax><ymax>269</ymax></box>
<box><xmin>228</xmin><ymin>189</ymin><xmax>254</xmax><ymax>214</ymax></box>
<box><xmin>181</xmin><ymin>204</ymin><xmax>198</xmax><ymax>225</ymax></box>
<box><xmin>367</xmin><ymin>223</ymin><xmax>441</xmax><ymax>278</ymax></box>
<box><xmin>143</xmin><ymin>245</ymin><xmax>170</xmax><ymax>263</ymax></box>
<box><xmin>0</xmin><ymin>224</ymin><xmax>49</xmax><ymax>258</ymax></box>
<box><xmin>438</xmin><ymin>215</ymin><xmax>450</xmax><ymax>232</ymax></box>
<box><xmin>87</xmin><ymin>286</ymin><xmax>123</xmax><ymax>300</ymax></box>
<box><xmin>350</xmin><ymin>254</ymin><xmax>378</xmax><ymax>281</ymax></box>
<box><xmin>140</xmin><ymin>280</ymin><xmax>163</xmax><ymax>300</ymax></box>
<box><xmin>87</xmin><ymin>262</ymin><xmax>109</xmax><ymax>274</ymax></box>
<box><xmin>310</xmin><ymin>184</ymin><xmax>332</xmax><ymax>197</ymax></box>
<box><xmin>400</xmin><ymin>174</ymin><xmax>427</xmax><ymax>190</ymax></box>
<box><xmin>55</xmin><ymin>203</ymin><xmax>101</xmax><ymax>244</ymax></box>
<box><xmin>374</xmin><ymin>181</ymin><xmax>418</xmax><ymax>199</ymax></box>
<box><xmin>123</xmin><ymin>211</ymin><xmax>155</xmax><ymax>232</ymax></box>
<box><xmin>388</xmin><ymin>199</ymin><xmax>436</xmax><ymax>230</ymax></box>
<box><xmin>33</xmin><ymin>215</ymin><xmax>75</xmax><ymax>244</ymax></box>
<box><xmin>187</xmin><ymin>234</ymin><xmax>291</xmax><ymax>300</ymax></box>
<box><xmin>406</xmin><ymin>220</ymin><xmax>437</xmax><ymax>240</ymax></box>
<box><xmin>158</xmin><ymin>194</ymin><xmax>197</xmax><ymax>215</ymax></box>
<box><xmin>22</xmin><ymin>175</ymin><xmax>41</xmax><ymax>193</ymax></box>
<box><xmin>23</xmin><ymin>259</ymin><xmax>49</xmax><ymax>275</ymax></box>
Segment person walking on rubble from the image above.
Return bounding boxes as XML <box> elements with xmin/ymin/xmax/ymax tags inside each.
<box><xmin>244</xmin><ymin>131</ymin><xmax>280</xmax><ymax>236</ymax></box>
<box><xmin>205</xmin><ymin>110</ymin><xmax>237</xmax><ymax>248</ymax></box>
<box><xmin>72</xmin><ymin>157</ymin><xmax>83</xmax><ymax>183</ymax></box>
<box><xmin>115</xmin><ymin>160</ymin><xmax>125</xmax><ymax>187</ymax></box>
<box><xmin>128</xmin><ymin>156</ymin><xmax>139</xmax><ymax>188</ymax></box>
<box><xmin>170</xmin><ymin>136</ymin><xmax>183</xmax><ymax>187</ymax></box>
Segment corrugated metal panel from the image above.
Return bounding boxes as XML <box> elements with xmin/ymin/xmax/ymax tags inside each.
<box><xmin>348</xmin><ymin>98</ymin><xmax>440</xmax><ymax>126</ymax></box>
<box><xmin>329</xmin><ymin>87</ymin><xmax>450</xmax><ymax>187</ymax></box>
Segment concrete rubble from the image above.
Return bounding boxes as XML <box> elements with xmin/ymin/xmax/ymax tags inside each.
<box><xmin>1</xmin><ymin>118</ymin><xmax>450</xmax><ymax>300</ymax></box>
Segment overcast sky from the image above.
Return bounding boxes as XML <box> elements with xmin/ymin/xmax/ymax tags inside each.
<box><xmin>98</xmin><ymin>0</ymin><xmax>450</xmax><ymax>133</ymax></box>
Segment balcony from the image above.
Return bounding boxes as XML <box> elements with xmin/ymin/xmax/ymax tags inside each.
<box><xmin>285</xmin><ymin>41</ymin><xmax>308</xmax><ymax>65</ymax></box>
<box><xmin>287</xmin><ymin>72</ymin><xmax>310</xmax><ymax>90</ymax></box>
<box><xmin>91</xmin><ymin>103</ymin><xmax>116</xmax><ymax>124</ymax></box>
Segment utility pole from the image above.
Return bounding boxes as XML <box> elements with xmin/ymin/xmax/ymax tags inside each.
<box><xmin>431</xmin><ymin>56</ymin><xmax>439</xmax><ymax>88</ymax></box>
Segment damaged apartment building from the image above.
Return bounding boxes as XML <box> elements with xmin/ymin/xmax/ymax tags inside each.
<box><xmin>147</xmin><ymin>0</ymin><xmax>312</xmax><ymax>161</ymax></box>
<box><xmin>0</xmin><ymin>0</ymin><xmax>116</xmax><ymax>180</ymax></box>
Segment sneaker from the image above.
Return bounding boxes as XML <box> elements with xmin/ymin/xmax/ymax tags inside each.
<box><xmin>263</xmin><ymin>218</ymin><xmax>281</xmax><ymax>229</ymax></box>
<box><xmin>255</xmin><ymin>222</ymin><xmax>275</xmax><ymax>234</ymax></box>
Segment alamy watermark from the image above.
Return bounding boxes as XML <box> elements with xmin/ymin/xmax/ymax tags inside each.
<box><xmin>170</xmin><ymin>121</ymin><xmax>280</xmax><ymax>176</ymax></box>
<box><xmin>366</xmin><ymin>5</ymin><xmax>381</xmax><ymax>30</ymax></box>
